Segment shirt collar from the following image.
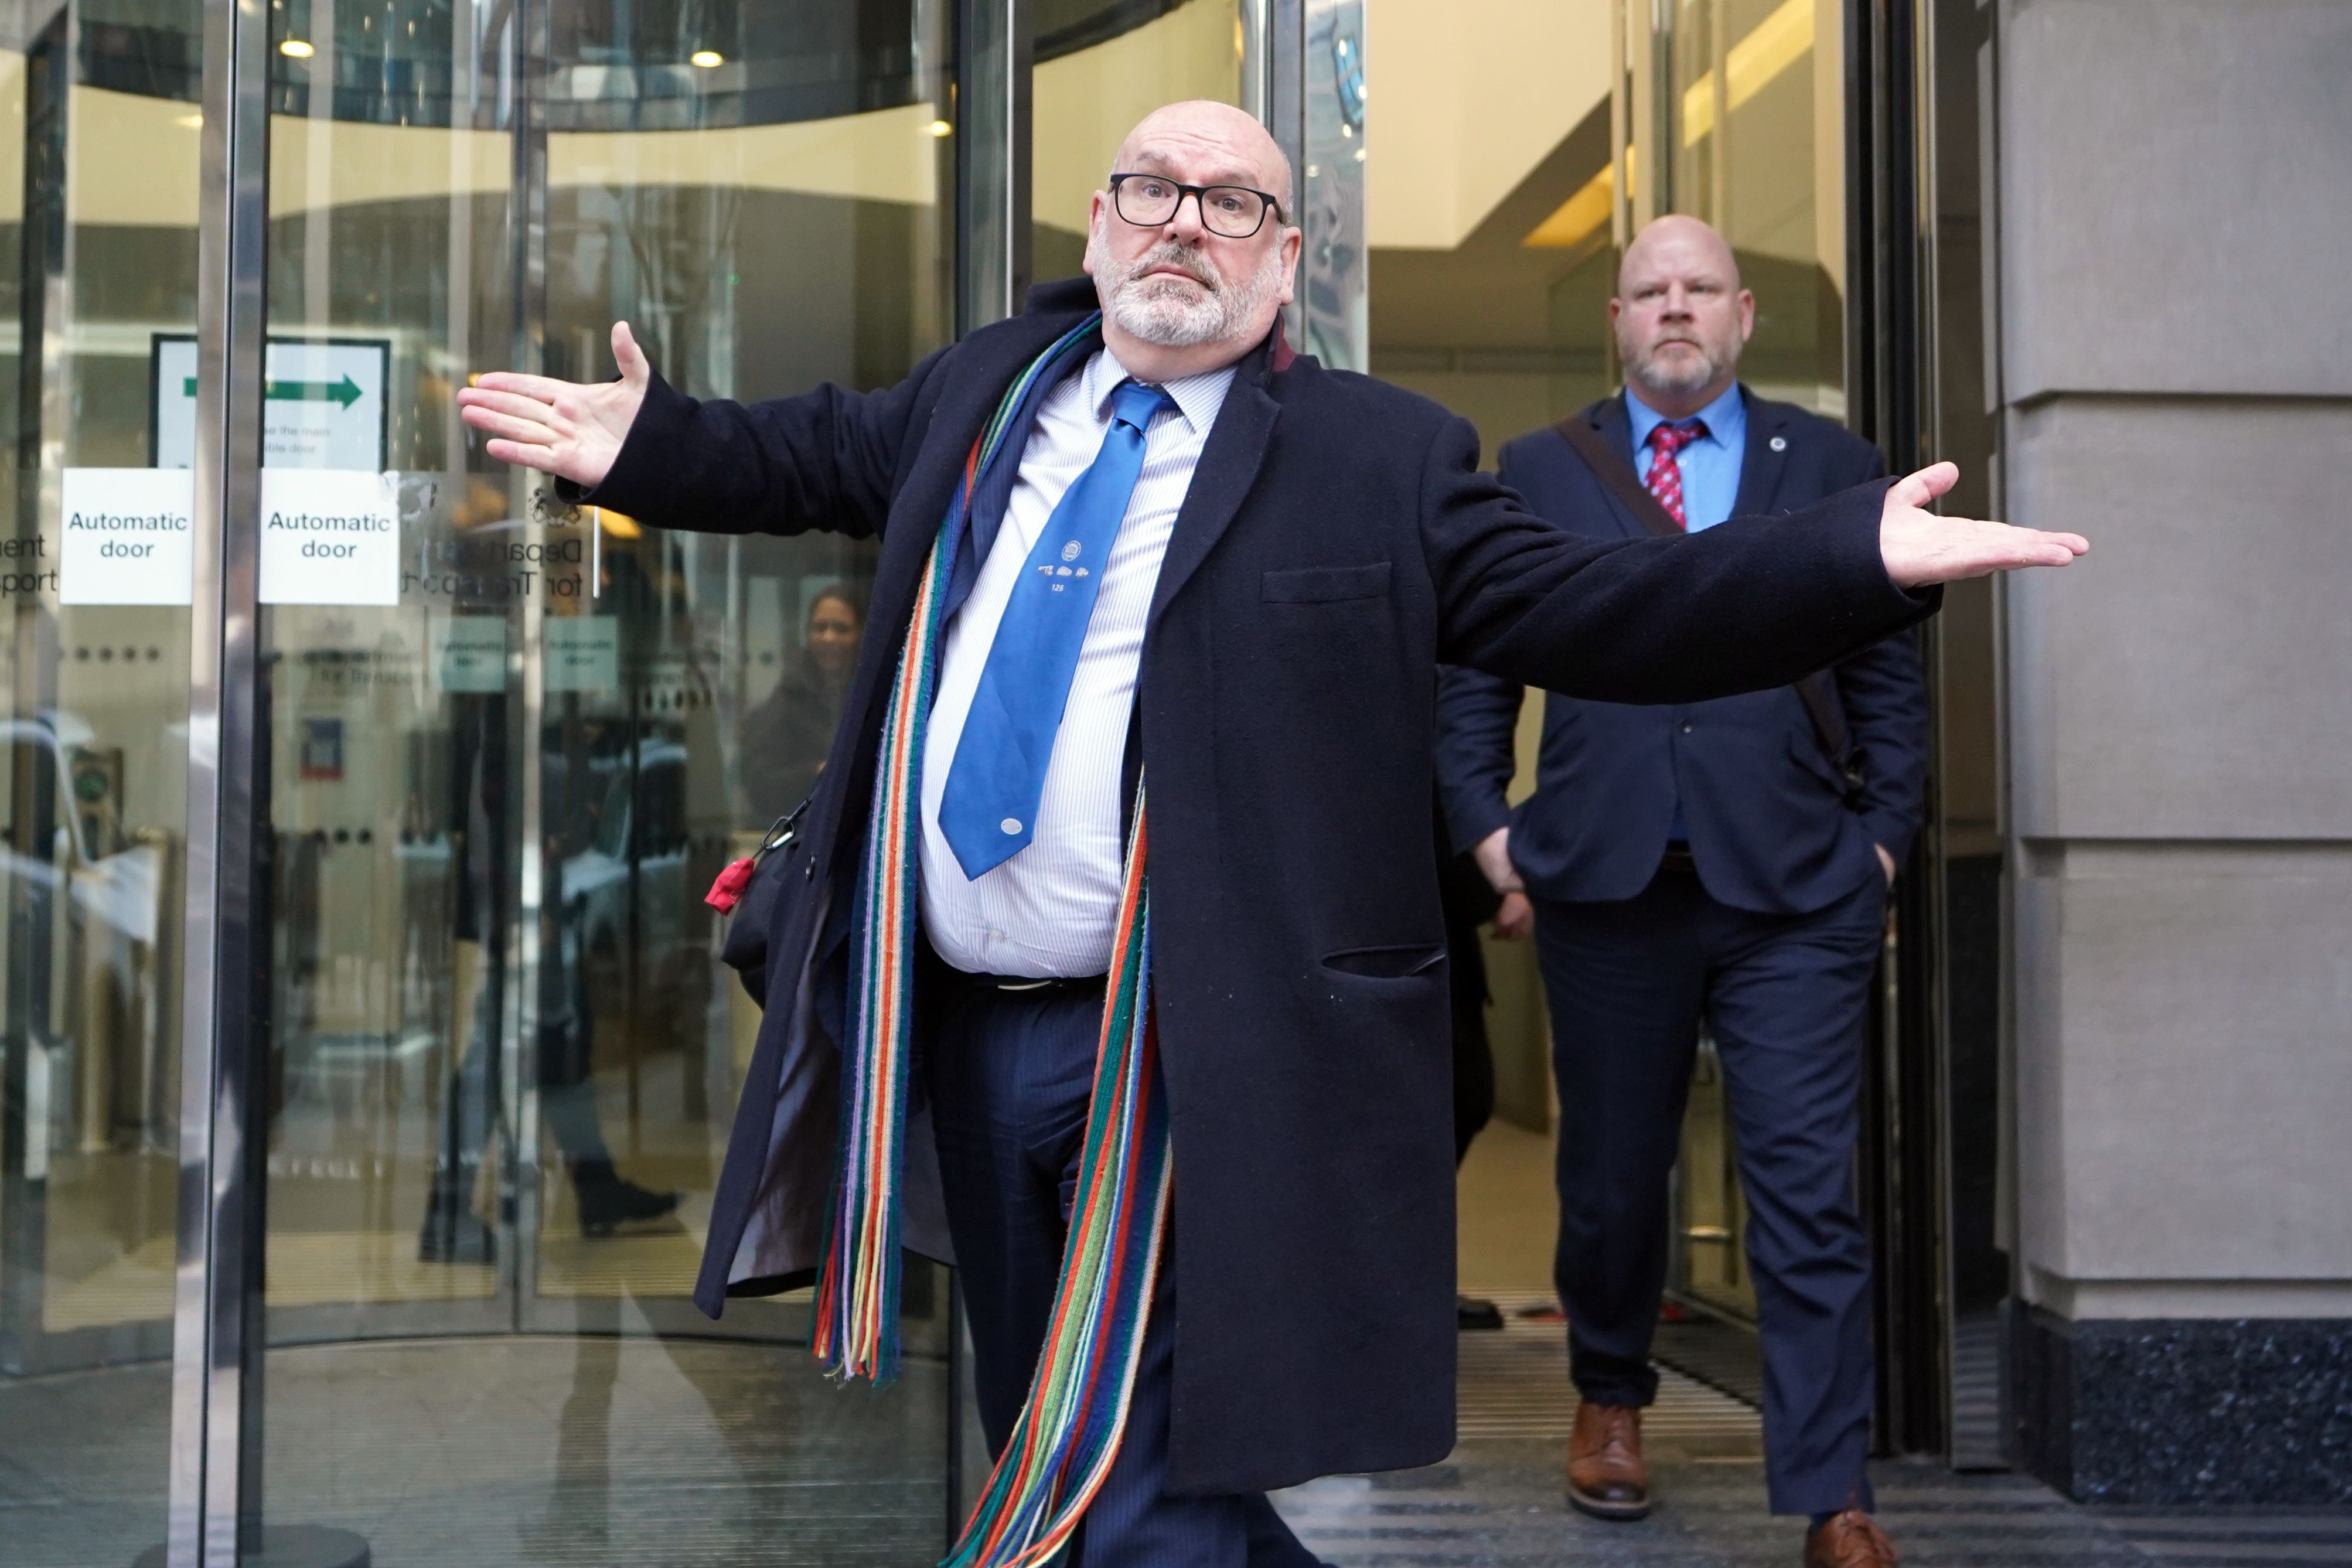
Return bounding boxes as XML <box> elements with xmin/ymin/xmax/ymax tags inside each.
<box><xmin>1089</xmin><ymin>346</ymin><xmax>1238</xmax><ymax>435</ymax></box>
<box><xmin>1625</xmin><ymin>381</ymin><xmax>1746</xmax><ymax>452</ymax></box>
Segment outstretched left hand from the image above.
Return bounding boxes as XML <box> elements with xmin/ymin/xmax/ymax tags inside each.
<box><xmin>1880</xmin><ymin>462</ymin><xmax>2088</xmax><ymax>588</ymax></box>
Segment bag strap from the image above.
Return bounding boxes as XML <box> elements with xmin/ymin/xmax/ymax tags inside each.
<box><xmin>1793</xmin><ymin>670</ymin><xmax>1859</xmax><ymax>789</ymax></box>
<box><xmin>1550</xmin><ymin>412</ymin><xmax>1864</xmax><ymax>800</ymax></box>
<box><xmin>1553</xmin><ymin>415</ymin><xmax>1683</xmax><ymax>540</ymax></box>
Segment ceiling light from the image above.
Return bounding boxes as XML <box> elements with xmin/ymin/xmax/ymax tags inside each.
<box><xmin>689</xmin><ymin>49</ymin><xmax>723</xmax><ymax>67</ymax></box>
<box><xmin>279</xmin><ymin>38</ymin><xmax>314</xmax><ymax>57</ymax></box>
<box><xmin>927</xmin><ymin>119</ymin><xmax>952</xmax><ymax>138</ymax></box>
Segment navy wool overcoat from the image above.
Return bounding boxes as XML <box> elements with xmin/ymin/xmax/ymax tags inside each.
<box><xmin>569</xmin><ymin>277</ymin><xmax>1933</xmax><ymax>1497</ymax></box>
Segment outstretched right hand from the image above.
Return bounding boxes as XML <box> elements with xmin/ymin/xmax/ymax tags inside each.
<box><xmin>455</xmin><ymin>321</ymin><xmax>651</xmax><ymax>490</ymax></box>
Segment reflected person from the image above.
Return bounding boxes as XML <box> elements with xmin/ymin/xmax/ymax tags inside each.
<box><xmin>420</xmin><ymin>701</ymin><xmax>681</xmax><ymax>1264</ymax></box>
<box><xmin>1438</xmin><ymin>216</ymin><xmax>1926</xmax><ymax>1568</ymax></box>
<box><xmin>740</xmin><ymin>585</ymin><xmax>863</xmax><ymax>823</ymax></box>
<box><xmin>457</xmin><ymin>100</ymin><xmax>2082</xmax><ymax>1567</ymax></box>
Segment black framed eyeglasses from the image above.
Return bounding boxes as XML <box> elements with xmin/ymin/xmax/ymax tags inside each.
<box><xmin>1109</xmin><ymin>173</ymin><xmax>1286</xmax><ymax>239</ymax></box>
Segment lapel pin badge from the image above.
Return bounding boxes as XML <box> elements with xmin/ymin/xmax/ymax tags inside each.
<box><xmin>1769</xmin><ymin>435</ymin><xmax>1787</xmax><ymax>452</ymax></box>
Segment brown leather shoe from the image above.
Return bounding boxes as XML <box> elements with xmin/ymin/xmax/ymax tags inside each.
<box><xmin>1803</xmin><ymin>1508</ymin><xmax>1898</xmax><ymax>1567</ymax></box>
<box><xmin>1565</xmin><ymin>1400</ymin><xmax>1649</xmax><ymax>1521</ymax></box>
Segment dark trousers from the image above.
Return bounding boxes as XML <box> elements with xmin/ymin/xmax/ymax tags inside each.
<box><xmin>923</xmin><ymin>973</ymin><xmax>1322</xmax><ymax>1568</ymax></box>
<box><xmin>431</xmin><ymin>949</ymin><xmax>612</xmax><ymax>1201</ymax></box>
<box><xmin>1533</xmin><ymin>864</ymin><xmax>1884</xmax><ymax>1516</ymax></box>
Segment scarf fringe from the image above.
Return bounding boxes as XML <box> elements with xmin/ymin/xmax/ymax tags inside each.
<box><xmin>943</xmin><ymin>817</ymin><xmax>1170</xmax><ymax>1568</ymax></box>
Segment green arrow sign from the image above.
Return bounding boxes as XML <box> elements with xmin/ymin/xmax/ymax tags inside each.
<box><xmin>182</xmin><ymin>373</ymin><xmax>363</xmax><ymax>410</ymax></box>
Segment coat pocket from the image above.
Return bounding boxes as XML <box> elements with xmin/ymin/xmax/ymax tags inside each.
<box><xmin>1321</xmin><ymin>941</ymin><xmax>1446</xmax><ymax>980</ymax></box>
<box><xmin>1261</xmin><ymin>561</ymin><xmax>1393</xmax><ymax>603</ymax></box>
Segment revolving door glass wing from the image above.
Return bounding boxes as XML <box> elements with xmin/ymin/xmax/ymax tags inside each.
<box><xmin>250</xmin><ymin>2</ymin><xmax>959</xmax><ymax>1562</ymax></box>
<box><xmin>0</xmin><ymin>9</ymin><xmax>203</xmax><ymax>1562</ymax></box>
<box><xmin>6</xmin><ymin>0</ymin><xmax>965</xmax><ymax>1562</ymax></box>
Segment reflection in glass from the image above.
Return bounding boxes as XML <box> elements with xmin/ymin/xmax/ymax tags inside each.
<box><xmin>1369</xmin><ymin>2</ymin><xmax>1619</xmax><ymax>491</ymax></box>
<box><xmin>1665</xmin><ymin>0</ymin><xmax>1845</xmax><ymax>413</ymax></box>
<box><xmin>1032</xmin><ymin>0</ymin><xmax>1243</xmax><ymax>282</ymax></box>
<box><xmin>241</xmin><ymin>0</ymin><xmax>960</xmax><ymax>1561</ymax></box>
<box><xmin>739</xmin><ymin>584</ymin><xmax>863</xmax><ymax>824</ymax></box>
<box><xmin>0</xmin><ymin>7</ymin><xmax>198</xmax><ymax>1562</ymax></box>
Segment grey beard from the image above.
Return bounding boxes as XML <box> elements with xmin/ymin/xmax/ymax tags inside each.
<box><xmin>1627</xmin><ymin>342</ymin><xmax>1730</xmax><ymax>401</ymax></box>
<box><xmin>1105</xmin><ymin>244</ymin><xmax>1280</xmax><ymax>349</ymax></box>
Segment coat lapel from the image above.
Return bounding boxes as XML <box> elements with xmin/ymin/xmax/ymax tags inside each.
<box><xmin>1146</xmin><ymin>330</ymin><xmax>1283</xmax><ymax>630</ymax></box>
<box><xmin>897</xmin><ymin>313</ymin><xmax>1090</xmax><ymax>570</ymax></box>
<box><xmin>834</xmin><ymin>299</ymin><xmax>1099</xmax><ymax>787</ymax></box>
<box><xmin>1730</xmin><ymin>386</ymin><xmax>1790</xmax><ymax>517</ymax></box>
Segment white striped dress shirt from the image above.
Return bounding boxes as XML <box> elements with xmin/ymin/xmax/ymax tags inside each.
<box><xmin>919</xmin><ymin>346</ymin><xmax>1235</xmax><ymax>977</ymax></box>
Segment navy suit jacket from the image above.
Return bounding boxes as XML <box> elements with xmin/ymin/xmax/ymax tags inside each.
<box><xmin>1437</xmin><ymin>390</ymin><xmax>1928</xmax><ymax>916</ymax></box>
<box><xmin>572</xmin><ymin>285</ymin><xmax>1934</xmax><ymax>1494</ymax></box>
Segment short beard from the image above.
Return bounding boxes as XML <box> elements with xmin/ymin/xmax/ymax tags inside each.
<box><xmin>1099</xmin><ymin>229</ymin><xmax>1280</xmax><ymax>350</ymax></box>
<box><xmin>1624</xmin><ymin>336</ymin><xmax>1731</xmax><ymax>403</ymax></box>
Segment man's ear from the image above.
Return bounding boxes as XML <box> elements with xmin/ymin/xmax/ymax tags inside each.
<box><xmin>1737</xmin><ymin>288</ymin><xmax>1756</xmax><ymax>342</ymax></box>
<box><xmin>1276</xmin><ymin>227</ymin><xmax>1303</xmax><ymax>306</ymax></box>
<box><xmin>1082</xmin><ymin>191</ymin><xmax>1107</xmax><ymax>278</ymax></box>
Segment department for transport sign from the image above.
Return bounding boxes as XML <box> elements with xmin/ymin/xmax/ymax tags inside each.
<box><xmin>151</xmin><ymin>335</ymin><xmax>389</xmax><ymax>472</ymax></box>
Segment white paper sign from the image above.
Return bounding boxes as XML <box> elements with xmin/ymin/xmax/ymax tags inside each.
<box><xmin>155</xmin><ymin>336</ymin><xmax>388</xmax><ymax>471</ymax></box>
<box><xmin>59</xmin><ymin>468</ymin><xmax>197</xmax><ymax>605</ymax></box>
<box><xmin>544</xmin><ymin>617</ymin><xmax>619</xmax><ymax>693</ymax></box>
<box><xmin>434</xmin><ymin>615</ymin><xmax>507</xmax><ymax>693</ymax></box>
<box><xmin>259</xmin><ymin>469</ymin><xmax>400</xmax><ymax>606</ymax></box>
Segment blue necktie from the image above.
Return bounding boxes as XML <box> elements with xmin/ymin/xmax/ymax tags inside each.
<box><xmin>939</xmin><ymin>379</ymin><xmax>1174</xmax><ymax>879</ymax></box>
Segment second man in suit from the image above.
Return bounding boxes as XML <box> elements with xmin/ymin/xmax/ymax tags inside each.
<box><xmin>1438</xmin><ymin>215</ymin><xmax>1925</xmax><ymax>1568</ymax></box>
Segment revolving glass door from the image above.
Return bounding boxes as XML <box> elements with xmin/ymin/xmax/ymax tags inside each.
<box><xmin>1</xmin><ymin>2</ymin><xmax>965</xmax><ymax>1562</ymax></box>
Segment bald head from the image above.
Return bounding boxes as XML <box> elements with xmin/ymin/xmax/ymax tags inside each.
<box><xmin>1617</xmin><ymin>213</ymin><xmax>1740</xmax><ymax>296</ymax></box>
<box><xmin>1113</xmin><ymin>100</ymin><xmax>1294</xmax><ymax>212</ymax></box>
<box><xmin>1082</xmin><ymin>100</ymin><xmax>1303</xmax><ymax>384</ymax></box>
<box><xmin>1610</xmin><ymin>214</ymin><xmax>1754</xmax><ymax>419</ymax></box>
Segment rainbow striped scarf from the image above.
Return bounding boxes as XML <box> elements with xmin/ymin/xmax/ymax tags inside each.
<box><xmin>813</xmin><ymin>318</ymin><xmax>1175</xmax><ymax>1568</ymax></box>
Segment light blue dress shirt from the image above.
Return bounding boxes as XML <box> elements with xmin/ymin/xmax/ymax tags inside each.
<box><xmin>1627</xmin><ymin>382</ymin><xmax>1747</xmax><ymax>532</ymax></box>
<box><xmin>1627</xmin><ymin>382</ymin><xmax>1747</xmax><ymax>843</ymax></box>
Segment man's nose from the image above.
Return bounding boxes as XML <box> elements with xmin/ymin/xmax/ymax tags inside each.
<box><xmin>1165</xmin><ymin>198</ymin><xmax>1208</xmax><ymax>241</ymax></box>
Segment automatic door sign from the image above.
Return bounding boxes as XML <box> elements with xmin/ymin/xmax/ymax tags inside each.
<box><xmin>259</xmin><ymin>469</ymin><xmax>401</xmax><ymax>606</ymax></box>
<box><xmin>544</xmin><ymin>616</ymin><xmax>619</xmax><ymax>694</ymax></box>
<box><xmin>60</xmin><ymin>468</ymin><xmax>197</xmax><ymax>605</ymax></box>
<box><xmin>152</xmin><ymin>336</ymin><xmax>389</xmax><ymax>472</ymax></box>
<box><xmin>433</xmin><ymin>615</ymin><xmax>507</xmax><ymax>693</ymax></box>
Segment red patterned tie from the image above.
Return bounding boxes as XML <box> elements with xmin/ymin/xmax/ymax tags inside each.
<box><xmin>1644</xmin><ymin>420</ymin><xmax>1707</xmax><ymax>530</ymax></box>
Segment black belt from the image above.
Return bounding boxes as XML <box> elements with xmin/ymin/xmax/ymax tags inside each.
<box><xmin>928</xmin><ymin>962</ymin><xmax>1107</xmax><ymax>998</ymax></box>
<box><xmin>1658</xmin><ymin>844</ymin><xmax>1699</xmax><ymax>875</ymax></box>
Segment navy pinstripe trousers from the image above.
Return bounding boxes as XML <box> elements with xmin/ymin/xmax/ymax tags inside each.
<box><xmin>923</xmin><ymin>972</ymin><xmax>1324</xmax><ymax>1568</ymax></box>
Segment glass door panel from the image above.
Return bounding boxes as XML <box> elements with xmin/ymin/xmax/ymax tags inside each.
<box><xmin>255</xmin><ymin>0</ymin><xmax>517</xmax><ymax>1347</ymax></box>
<box><xmin>1659</xmin><ymin>0</ymin><xmax>1846</xmax><ymax>413</ymax></box>
<box><xmin>248</xmin><ymin>2</ymin><xmax>961</xmax><ymax>1562</ymax></box>
<box><xmin>1363</xmin><ymin>0</ymin><xmax>1850</xmax><ymax>1331</ymax></box>
<box><xmin>0</xmin><ymin>5</ymin><xmax>202</xmax><ymax>1561</ymax></box>
<box><xmin>1032</xmin><ymin>0</ymin><xmax>1243</xmax><ymax>282</ymax></box>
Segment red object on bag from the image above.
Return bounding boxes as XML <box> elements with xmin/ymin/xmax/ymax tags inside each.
<box><xmin>705</xmin><ymin>856</ymin><xmax>757</xmax><ymax>913</ymax></box>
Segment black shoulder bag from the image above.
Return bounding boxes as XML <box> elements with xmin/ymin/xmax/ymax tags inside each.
<box><xmin>706</xmin><ymin>796</ymin><xmax>813</xmax><ymax>988</ymax></box>
<box><xmin>1551</xmin><ymin>417</ymin><xmax>1868</xmax><ymax>806</ymax></box>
